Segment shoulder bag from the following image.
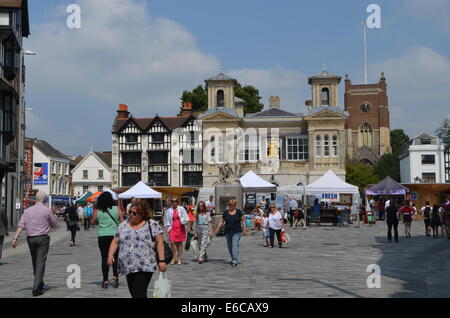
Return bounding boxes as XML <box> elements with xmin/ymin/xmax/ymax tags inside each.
<box><xmin>148</xmin><ymin>220</ymin><xmax>173</xmax><ymax>264</ymax></box>
<box><xmin>104</xmin><ymin>209</ymin><xmax>119</xmax><ymax>225</ymax></box>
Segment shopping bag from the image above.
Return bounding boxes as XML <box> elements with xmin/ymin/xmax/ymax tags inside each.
<box><xmin>189</xmin><ymin>237</ymin><xmax>200</xmax><ymax>258</ymax></box>
<box><xmin>281</xmin><ymin>229</ymin><xmax>289</xmax><ymax>243</ymax></box>
<box><xmin>153</xmin><ymin>272</ymin><xmax>172</xmax><ymax>298</ymax></box>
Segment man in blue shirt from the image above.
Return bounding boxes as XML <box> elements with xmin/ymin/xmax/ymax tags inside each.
<box><xmin>84</xmin><ymin>204</ymin><xmax>93</xmax><ymax>230</ymax></box>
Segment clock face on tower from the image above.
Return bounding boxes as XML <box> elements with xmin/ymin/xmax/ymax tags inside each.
<box><xmin>360</xmin><ymin>103</ymin><xmax>371</xmax><ymax>113</ymax></box>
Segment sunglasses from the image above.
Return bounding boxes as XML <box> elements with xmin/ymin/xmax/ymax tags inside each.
<box><xmin>129</xmin><ymin>211</ymin><xmax>143</xmax><ymax>216</ymax></box>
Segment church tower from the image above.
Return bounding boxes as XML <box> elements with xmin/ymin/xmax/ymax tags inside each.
<box><xmin>344</xmin><ymin>72</ymin><xmax>391</xmax><ymax>165</ymax></box>
<box><xmin>306</xmin><ymin>67</ymin><xmax>342</xmax><ymax>111</ymax></box>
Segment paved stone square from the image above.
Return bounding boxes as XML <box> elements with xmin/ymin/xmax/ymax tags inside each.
<box><xmin>0</xmin><ymin>219</ymin><xmax>449</xmax><ymax>298</ymax></box>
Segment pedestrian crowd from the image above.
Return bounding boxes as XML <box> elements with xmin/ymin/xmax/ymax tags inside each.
<box><xmin>6</xmin><ymin>189</ymin><xmax>450</xmax><ymax>299</ymax></box>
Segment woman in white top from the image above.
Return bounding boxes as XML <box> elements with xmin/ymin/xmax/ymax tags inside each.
<box><xmin>268</xmin><ymin>204</ymin><xmax>284</xmax><ymax>248</ymax></box>
<box><xmin>164</xmin><ymin>197</ymin><xmax>190</xmax><ymax>265</ymax></box>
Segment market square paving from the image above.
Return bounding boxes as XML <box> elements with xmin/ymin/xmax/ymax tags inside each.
<box><xmin>1</xmin><ymin>220</ymin><xmax>449</xmax><ymax>298</ymax></box>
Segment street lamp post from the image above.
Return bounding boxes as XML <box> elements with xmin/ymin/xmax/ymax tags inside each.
<box><xmin>17</xmin><ymin>49</ymin><xmax>36</xmax><ymax>216</ymax></box>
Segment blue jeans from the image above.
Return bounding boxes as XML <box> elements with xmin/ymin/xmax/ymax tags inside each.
<box><xmin>225</xmin><ymin>232</ymin><xmax>241</xmax><ymax>264</ymax></box>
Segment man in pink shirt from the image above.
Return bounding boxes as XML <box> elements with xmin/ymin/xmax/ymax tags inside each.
<box><xmin>12</xmin><ymin>191</ymin><xmax>57</xmax><ymax>296</ymax></box>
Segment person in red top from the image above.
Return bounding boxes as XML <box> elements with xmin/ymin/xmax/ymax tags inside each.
<box><xmin>398</xmin><ymin>200</ymin><xmax>415</xmax><ymax>238</ymax></box>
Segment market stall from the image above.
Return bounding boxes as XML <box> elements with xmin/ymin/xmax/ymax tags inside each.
<box><xmin>305</xmin><ymin>170</ymin><xmax>360</xmax><ymax>225</ymax></box>
<box><xmin>240</xmin><ymin>171</ymin><xmax>277</xmax><ymax>211</ymax></box>
<box><xmin>365</xmin><ymin>176</ymin><xmax>410</xmax><ymax>220</ymax></box>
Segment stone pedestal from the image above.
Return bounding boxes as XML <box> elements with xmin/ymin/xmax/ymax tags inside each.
<box><xmin>215</xmin><ymin>184</ymin><xmax>243</xmax><ymax>214</ymax></box>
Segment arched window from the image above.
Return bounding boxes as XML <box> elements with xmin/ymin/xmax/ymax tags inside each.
<box><xmin>217</xmin><ymin>90</ymin><xmax>225</xmax><ymax>107</ymax></box>
<box><xmin>321</xmin><ymin>88</ymin><xmax>330</xmax><ymax>106</ymax></box>
<box><xmin>360</xmin><ymin>123</ymin><xmax>373</xmax><ymax>147</ymax></box>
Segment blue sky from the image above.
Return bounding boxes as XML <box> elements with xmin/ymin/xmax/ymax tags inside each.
<box><xmin>24</xmin><ymin>0</ymin><xmax>450</xmax><ymax>155</ymax></box>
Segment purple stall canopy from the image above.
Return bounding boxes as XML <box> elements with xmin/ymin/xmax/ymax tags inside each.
<box><xmin>365</xmin><ymin>176</ymin><xmax>409</xmax><ymax>196</ymax></box>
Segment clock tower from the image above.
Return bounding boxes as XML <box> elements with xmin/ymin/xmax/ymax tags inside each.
<box><xmin>344</xmin><ymin>73</ymin><xmax>391</xmax><ymax>165</ymax></box>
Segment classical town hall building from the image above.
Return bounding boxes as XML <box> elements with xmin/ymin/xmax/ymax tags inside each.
<box><xmin>111</xmin><ymin>104</ymin><xmax>202</xmax><ymax>188</ymax></box>
<box><xmin>111</xmin><ymin>69</ymin><xmax>391</xmax><ymax>189</ymax></box>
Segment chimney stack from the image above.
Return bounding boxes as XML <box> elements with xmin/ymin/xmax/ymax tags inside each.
<box><xmin>181</xmin><ymin>102</ymin><xmax>194</xmax><ymax>116</ymax></box>
<box><xmin>116</xmin><ymin>104</ymin><xmax>130</xmax><ymax>120</ymax></box>
<box><xmin>269</xmin><ymin>96</ymin><xmax>280</xmax><ymax>108</ymax></box>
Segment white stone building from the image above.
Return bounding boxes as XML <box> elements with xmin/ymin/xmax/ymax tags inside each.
<box><xmin>400</xmin><ymin>133</ymin><xmax>447</xmax><ymax>184</ymax></box>
<box><xmin>32</xmin><ymin>139</ymin><xmax>71</xmax><ymax>207</ymax></box>
<box><xmin>71</xmin><ymin>151</ymin><xmax>112</xmax><ymax>196</ymax></box>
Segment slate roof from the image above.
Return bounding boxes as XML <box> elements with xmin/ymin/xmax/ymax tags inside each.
<box><xmin>307</xmin><ymin>106</ymin><xmax>349</xmax><ymax>117</ymax></box>
<box><xmin>112</xmin><ymin>116</ymin><xmax>193</xmax><ymax>133</ymax></box>
<box><xmin>33</xmin><ymin>139</ymin><xmax>68</xmax><ymax>160</ymax></box>
<box><xmin>206</xmin><ymin>73</ymin><xmax>236</xmax><ymax>81</ymax></box>
<box><xmin>95</xmin><ymin>152</ymin><xmax>112</xmax><ymax>168</ymax></box>
<box><xmin>248</xmin><ymin>108</ymin><xmax>300</xmax><ymax>118</ymax></box>
<box><xmin>198</xmin><ymin>107</ymin><xmax>240</xmax><ymax>119</ymax></box>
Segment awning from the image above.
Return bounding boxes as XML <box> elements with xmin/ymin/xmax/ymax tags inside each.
<box><xmin>305</xmin><ymin>170</ymin><xmax>359</xmax><ymax>196</ymax></box>
<box><xmin>87</xmin><ymin>192</ymin><xmax>102</xmax><ymax>202</ymax></box>
<box><xmin>366</xmin><ymin>176</ymin><xmax>409</xmax><ymax>195</ymax></box>
<box><xmin>118</xmin><ymin>181</ymin><xmax>162</xmax><ymax>199</ymax></box>
<box><xmin>151</xmin><ymin>186</ymin><xmax>199</xmax><ymax>199</ymax></box>
<box><xmin>239</xmin><ymin>171</ymin><xmax>277</xmax><ymax>193</ymax></box>
<box><xmin>74</xmin><ymin>191</ymin><xmax>93</xmax><ymax>204</ymax></box>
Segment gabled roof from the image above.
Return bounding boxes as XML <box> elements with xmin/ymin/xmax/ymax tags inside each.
<box><xmin>248</xmin><ymin>107</ymin><xmax>300</xmax><ymax>118</ymax></box>
<box><xmin>112</xmin><ymin>115</ymin><xmax>193</xmax><ymax>133</ymax></box>
<box><xmin>33</xmin><ymin>139</ymin><xmax>68</xmax><ymax>160</ymax></box>
<box><xmin>94</xmin><ymin>152</ymin><xmax>112</xmax><ymax>168</ymax></box>
<box><xmin>306</xmin><ymin>106</ymin><xmax>349</xmax><ymax>118</ymax></box>
<box><xmin>206</xmin><ymin>73</ymin><xmax>236</xmax><ymax>81</ymax></box>
<box><xmin>199</xmin><ymin>107</ymin><xmax>240</xmax><ymax>119</ymax></box>
<box><xmin>413</xmin><ymin>132</ymin><xmax>437</xmax><ymax>141</ymax></box>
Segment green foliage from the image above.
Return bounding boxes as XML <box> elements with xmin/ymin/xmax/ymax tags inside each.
<box><xmin>435</xmin><ymin>118</ymin><xmax>450</xmax><ymax>148</ymax></box>
<box><xmin>180</xmin><ymin>85</ymin><xmax>208</xmax><ymax>113</ymax></box>
<box><xmin>346</xmin><ymin>159</ymin><xmax>380</xmax><ymax>194</ymax></box>
<box><xmin>373</xmin><ymin>153</ymin><xmax>400</xmax><ymax>182</ymax></box>
<box><xmin>390</xmin><ymin>129</ymin><xmax>410</xmax><ymax>157</ymax></box>
<box><xmin>180</xmin><ymin>82</ymin><xmax>264</xmax><ymax>115</ymax></box>
<box><xmin>235</xmin><ymin>83</ymin><xmax>264</xmax><ymax>114</ymax></box>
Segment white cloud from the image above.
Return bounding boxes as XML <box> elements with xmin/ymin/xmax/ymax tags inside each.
<box><xmin>370</xmin><ymin>46</ymin><xmax>450</xmax><ymax>137</ymax></box>
<box><xmin>24</xmin><ymin>0</ymin><xmax>221</xmax><ymax>154</ymax></box>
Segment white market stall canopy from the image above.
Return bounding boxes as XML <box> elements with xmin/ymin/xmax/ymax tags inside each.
<box><xmin>118</xmin><ymin>181</ymin><xmax>162</xmax><ymax>199</ymax></box>
<box><xmin>305</xmin><ymin>170</ymin><xmax>359</xmax><ymax>197</ymax></box>
<box><xmin>240</xmin><ymin>171</ymin><xmax>277</xmax><ymax>193</ymax></box>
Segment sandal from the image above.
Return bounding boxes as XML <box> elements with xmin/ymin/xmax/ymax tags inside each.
<box><xmin>170</xmin><ymin>258</ymin><xmax>176</xmax><ymax>265</ymax></box>
<box><xmin>177</xmin><ymin>258</ymin><xmax>183</xmax><ymax>265</ymax></box>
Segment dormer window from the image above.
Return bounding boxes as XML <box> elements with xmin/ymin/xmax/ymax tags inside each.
<box><xmin>217</xmin><ymin>90</ymin><xmax>224</xmax><ymax>107</ymax></box>
<box><xmin>321</xmin><ymin>88</ymin><xmax>330</xmax><ymax>106</ymax></box>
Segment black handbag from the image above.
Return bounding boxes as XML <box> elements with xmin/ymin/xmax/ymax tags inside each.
<box><xmin>185</xmin><ymin>232</ymin><xmax>194</xmax><ymax>251</ymax></box>
<box><xmin>148</xmin><ymin>220</ymin><xmax>173</xmax><ymax>264</ymax></box>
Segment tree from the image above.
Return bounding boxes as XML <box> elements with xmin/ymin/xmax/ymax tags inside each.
<box><xmin>235</xmin><ymin>83</ymin><xmax>264</xmax><ymax>114</ymax></box>
<box><xmin>346</xmin><ymin>159</ymin><xmax>380</xmax><ymax>194</ymax></box>
<box><xmin>435</xmin><ymin>118</ymin><xmax>450</xmax><ymax>148</ymax></box>
<box><xmin>390</xmin><ymin>129</ymin><xmax>410</xmax><ymax>157</ymax></box>
<box><xmin>373</xmin><ymin>153</ymin><xmax>400</xmax><ymax>182</ymax></box>
<box><xmin>180</xmin><ymin>82</ymin><xmax>264</xmax><ymax>115</ymax></box>
<box><xmin>180</xmin><ymin>85</ymin><xmax>208</xmax><ymax>113</ymax></box>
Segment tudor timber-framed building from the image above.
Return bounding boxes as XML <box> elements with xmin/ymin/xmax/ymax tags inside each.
<box><xmin>111</xmin><ymin>104</ymin><xmax>202</xmax><ymax>188</ymax></box>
